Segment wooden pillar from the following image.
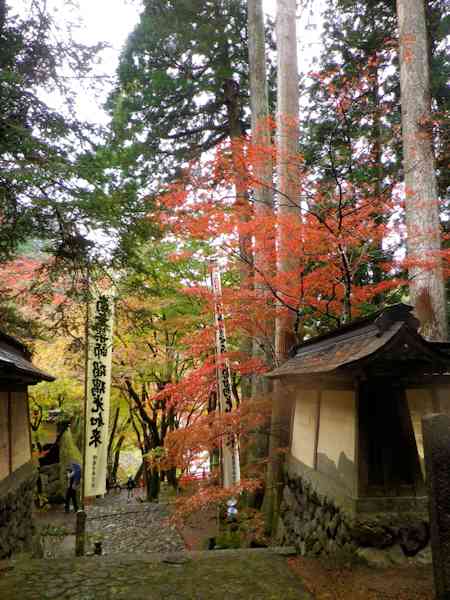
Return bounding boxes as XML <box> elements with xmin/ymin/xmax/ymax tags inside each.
<box><xmin>75</xmin><ymin>510</ymin><xmax>87</xmax><ymax>557</ymax></box>
<box><xmin>313</xmin><ymin>390</ymin><xmax>321</xmax><ymax>470</ymax></box>
<box><xmin>7</xmin><ymin>391</ymin><xmax>12</xmax><ymax>475</ymax></box>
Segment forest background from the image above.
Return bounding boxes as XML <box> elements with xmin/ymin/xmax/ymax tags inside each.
<box><xmin>0</xmin><ymin>0</ymin><xmax>449</xmax><ymax>537</ymax></box>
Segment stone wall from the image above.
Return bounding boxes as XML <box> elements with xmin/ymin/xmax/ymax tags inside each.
<box><xmin>0</xmin><ymin>461</ymin><xmax>37</xmax><ymax>559</ymax></box>
<box><xmin>278</xmin><ymin>473</ymin><xmax>431</xmax><ymax>564</ymax></box>
<box><xmin>39</xmin><ymin>463</ymin><xmax>63</xmax><ymax>503</ymax></box>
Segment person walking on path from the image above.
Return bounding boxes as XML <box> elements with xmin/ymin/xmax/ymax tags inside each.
<box><xmin>126</xmin><ymin>476</ymin><xmax>135</xmax><ymax>501</ymax></box>
<box><xmin>65</xmin><ymin>463</ymin><xmax>80</xmax><ymax>513</ymax></box>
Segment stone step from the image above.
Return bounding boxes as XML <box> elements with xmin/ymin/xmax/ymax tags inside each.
<box><xmin>11</xmin><ymin>546</ymin><xmax>297</xmax><ymax>565</ymax></box>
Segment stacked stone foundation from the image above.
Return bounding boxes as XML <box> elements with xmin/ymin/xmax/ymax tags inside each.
<box><xmin>279</xmin><ymin>474</ymin><xmax>431</xmax><ymax>563</ymax></box>
<box><xmin>0</xmin><ymin>462</ymin><xmax>37</xmax><ymax>559</ymax></box>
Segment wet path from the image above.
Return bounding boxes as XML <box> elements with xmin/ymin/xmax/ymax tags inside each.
<box><xmin>0</xmin><ymin>549</ymin><xmax>311</xmax><ymax>599</ymax></box>
<box><xmin>85</xmin><ymin>492</ymin><xmax>184</xmax><ymax>555</ymax></box>
<box><xmin>33</xmin><ymin>487</ymin><xmax>184</xmax><ymax>557</ymax></box>
<box><xmin>0</xmin><ymin>491</ymin><xmax>311</xmax><ymax>598</ymax></box>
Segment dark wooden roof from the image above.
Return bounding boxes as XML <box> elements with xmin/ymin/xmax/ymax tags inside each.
<box><xmin>267</xmin><ymin>304</ymin><xmax>450</xmax><ymax>379</ymax></box>
<box><xmin>0</xmin><ymin>332</ymin><xmax>55</xmax><ymax>384</ymax></box>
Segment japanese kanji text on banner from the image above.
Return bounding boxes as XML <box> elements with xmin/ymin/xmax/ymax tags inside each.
<box><xmin>84</xmin><ymin>291</ymin><xmax>114</xmax><ymax>497</ymax></box>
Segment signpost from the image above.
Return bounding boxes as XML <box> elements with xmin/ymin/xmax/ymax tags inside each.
<box><xmin>210</xmin><ymin>263</ymin><xmax>240</xmax><ymax>488</ymax></box>
<box><xmin>83</xmin><ymin>290</ymin><xmax>114</xmax><ymax>501</ymax></box>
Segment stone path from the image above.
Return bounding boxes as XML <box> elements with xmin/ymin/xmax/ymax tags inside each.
<box><xmin>85</xmin><ymin>496</ymin><xmax>184</xmax><ymax>555</ymax></box>
<box><xmin>0</xmin><ymin>549</ymin><xmax>311</xmax><ymax>599</ymax></box>
<box><xmin>34</xmin><ymin>487</ymin><xmax>184</xmax><ymax>557</ymax></box>
<box><xmin>2</xmin><ymin>491</ymin><xmax>311</xmax><ymax>598</ymax></box>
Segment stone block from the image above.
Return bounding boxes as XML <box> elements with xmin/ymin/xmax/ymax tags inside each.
<box><xmin>349</xmin><ymin>522</ymin><xmax>394</xmax><ymax>549</ymax></box>
<box><xmin>282</xmin><ymin>485</ymin><xmax>296</xmax><ymax>509</ymax></box>
<box><xmin>311</xmin><ymin>541</ymin><xmax>322</xmax><ymax>555</ymax></box>
<box><xmin>327</xmin><ymin>515</ymin><xmax>339</xmax><ymax>539</ymax></box>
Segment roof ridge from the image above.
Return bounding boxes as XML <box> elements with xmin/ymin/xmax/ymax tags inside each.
<box><xmin>290</xmin><ymin>303</ymin><xmax>414</xmax><ymax>355</ymax></box>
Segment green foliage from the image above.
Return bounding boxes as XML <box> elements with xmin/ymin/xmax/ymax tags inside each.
<box><xmin>58</xmin><ymin>428</ymin><xmax>82</xmax><ymax>498</ymax></box>
<box><xmin>297</xmin><ymin>0</ymin><xmax>449</xmax><ymax>326</ymax></box>
<box><xmin>107</xmin><ymin>0</ymin><xmax>274</xmax><ymax>192</ymax></box>
<box><xmin>307</xmin><ymin>0</ymin><xmax>449</xmax><ymax>196</ymax></box>
<box><xmin>0</xmin><ymin>0</ymin><xmax>108</xmax><ymax>264</ymax></box>
<box><xmin>215</xmin><ymin>528</ymin><xmax>242</xmax><ymax>549</ymax></box>
<box><xmin>40</xmin><ymin>524</ymin><xmax>68</xmax><ymax>538</ymax></box>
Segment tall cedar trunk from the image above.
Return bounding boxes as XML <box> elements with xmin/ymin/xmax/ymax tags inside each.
<box><xmin>246</xmin><ymin>0</ymin><xmax>274</xmax><ymax>479</ymax></box>
<box><xmin>263</xmin><ymin>0</ymin><xmax>300</xmax><ymax>534</ymax></box>
<box><xmin>396</xmin><ymin>0</ymin><xmax>447</xmax><ymax>341</ymax></box>
<box><xmin>223</xmin><ymin>78</ymin><xmax>253</xmax><ymax>404</ymax></box>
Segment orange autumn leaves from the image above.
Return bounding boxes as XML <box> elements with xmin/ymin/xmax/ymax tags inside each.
<box><xmin>159</xmin><ymin>121</ymin><xmax>402</xmax><ymax>326</ymax></box>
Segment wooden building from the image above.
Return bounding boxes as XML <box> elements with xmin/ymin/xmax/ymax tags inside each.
<box><xmin>267</xmin><ymin>303</ymin><xmax>450</xmax><ymax>559</ymax></box>
<box><xmin>0</xmin><ymin>331</ymin><xmax>54</xmax><ymax>558</ymax></box>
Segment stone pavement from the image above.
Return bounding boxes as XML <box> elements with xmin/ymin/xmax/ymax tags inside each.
<box><xmin>0</xmin><ymin>549</ymin><xmax>311</xmax><ymax>600</ymax></box>
<box><xmin>85</xmin><ymin>494</ymin><xmax>184</xmax><ymax>555</ymax></box>
<box><xmin>2</xmin><ymin>489</ymin><xmax>312</xmax><ymax>598</ymax></box>
<box><xmin>33</xmin><ymin>487</ymin><xmax>184</xmax><ymax>557</ymax></box>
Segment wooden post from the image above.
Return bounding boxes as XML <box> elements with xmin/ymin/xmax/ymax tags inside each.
<box><xmin>75</xmin><ymin>510</ymin><xmax>87</xmax><ymax>557</ymax></box>
<box><xmin>81</xmin><ymin>273</ymin><xmax>90</xmax><ymax>508</ymax></box>
<box><xmin>313</xmin><ymin>390</ymin><xmax>321</xmax><ymax>470</ymax></box>
<box><xmin>7</xmin><ymin>391</ymin><xmax>12</xmax><ymax>475</ymax></box>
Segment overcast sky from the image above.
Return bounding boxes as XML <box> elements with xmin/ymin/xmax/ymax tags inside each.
<box><xmin>11</xmin><ymin>0</ymin><xmax>324</xmax><ymax>124</ymax></box>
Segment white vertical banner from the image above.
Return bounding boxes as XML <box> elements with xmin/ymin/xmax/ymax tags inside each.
<box><xmin>84</xmin><ymin>290</ymin><xmax>114</xmax><ymax>497</ymax></box>
<box><xmin>210</xmin><ymin>264</ymin><xmax>240</xmax><ymax>488</ymax></box>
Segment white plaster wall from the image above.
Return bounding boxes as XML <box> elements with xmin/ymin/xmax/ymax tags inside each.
<box><xmin>317</xmin><ymin>390</ymin><xmax>355</xmax><ymax>465</ymax></box>
<box><xmin>0</xmin><ymin>391</ymin><xmax>8</xmax><ymax>481</ymax></box>
<box><xmin>291</xmin><ymin>390</ymin><xmax>319</xmax><ymax>468</ymax></box>
<box><xmin>10</xmin><ymin>391</ymin><xmax>31</xmax><ymax>471</ymax></box>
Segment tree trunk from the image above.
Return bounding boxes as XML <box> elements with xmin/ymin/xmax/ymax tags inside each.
<box><xmin>165</xmin><ymin>467</ymin><xmax>178</xmax><ymax>491</ymax></box>
<box><xmin>107</xmin><ymin>407</ymin><xmax>120</xmax><ymax>481</ymax></box>
<box><xmin>246</xmin><ymin>0</ymin><xmax>274</xmax><ymax>488</ymax></box>
<box><xmin>147</xmin><ymin>468</ymin><xmax>160</xmax><ymax>501</ymax></box>
<box><xmin>247</xmin><ymin>0</ymin><xmax>275</xmax><ymax>372</ymax></box>
<box><xmin>133</xmin><ymin>461</ymin><xmax>144</xmax><ymax>487</ymax></box>
<box><xmin>110</xmin><ymin>434</ymin><xmax>124</xmax><ymax>483</ymax></box>
<box><xmin>396</xmin><ymin>0</ymin><xmax>447</xmax><ymax>341</ymax></box>
<box><xmin>223</xmin><ymin>77</ymin><xmax>254</xmax><ymax>404</ymax></box>
<box><xmin>263</xmin><ymin>0</ymin><xmax>300</xmax><ymax>535</ymax></box>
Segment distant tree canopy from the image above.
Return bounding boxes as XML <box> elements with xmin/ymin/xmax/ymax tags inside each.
<box><xmin>0</xmin><ymin>0</ymin><xmax>103</xmax><ymax>263</ymax></box>
<box><xmin>107</xmin><ymin>0</ymin><xmax>275</xmax><ymax>192</ymax></box>
<box><xmin>0</xmin><ymin>0</ymin><xmax>165</xmax><ymax>337</ymax></box>
<box><xmin>305</xmin><ymin>0</ymin><xmax>449</xmax><ymax>199</ymax></box>
<box><xmin>296</xmin><ymin>0</ymin><xmax>449</xmax><ymax>310</ymax></box>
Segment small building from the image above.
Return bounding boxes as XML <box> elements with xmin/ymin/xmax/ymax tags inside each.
<box><xmin>0</xmin><ymin>331</ymin><xmax>54</xmax><ymax>558</ymax></box>
<box><xmin>267</xmin><ymin>303</ymin><xmax>450</xmax><ymax>559</ymax></box>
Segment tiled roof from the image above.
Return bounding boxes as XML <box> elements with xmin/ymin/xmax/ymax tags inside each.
<box><xmin>0</xmin><ymin>333</ymin><xmax>55</xmax><ymax>383</ymax></box>
<box><xmin>266</xmin><ymin>304</ymin><xmax>450</xmax><ymax>379</ymax></box>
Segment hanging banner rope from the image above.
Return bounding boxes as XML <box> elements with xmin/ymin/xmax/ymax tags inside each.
<box><xmin>83</xmin><ymin>289</ymin><xmax>114</xmax><ymax>498</ymax></box>
<box><xmin>210</xmin><ymin>263</ymin><xmax>240</xmax><ymax>488</ymax></box>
